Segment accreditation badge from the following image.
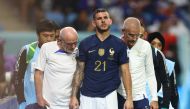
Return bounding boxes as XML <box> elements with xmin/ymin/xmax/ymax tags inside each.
<box><xmin>98</xmin><ymin>48</ymin><xmax>105</xmax><ymax>56</ymax></box>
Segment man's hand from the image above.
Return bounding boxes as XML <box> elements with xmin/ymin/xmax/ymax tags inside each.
<box><xmin>150</xmin><ymin>101</ymin><xmax>158</xmax><ymax>109</ymax></box>
<box><xmin>124</xmin><ymin>99</ymin><xmax>134</xmax><ymax>109</ymax></box>
<box><xmin>69</xmin><ymin>96</ymin><xmax>79</xmax><ymax>109</ymax></box>
<box><xmin>37</xmin><ymin>96</ymin><xmax>50</xmax><ymax>108</ymax></box>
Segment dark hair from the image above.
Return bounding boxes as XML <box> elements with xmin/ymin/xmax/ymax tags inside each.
<box><xmin>36</xmin><ymin>19</ymin><xmax>58</xmax><ymax>35</ymax></box>
<box><xmin>93</xmin><ymin>8</ymin><xmax>109</xmax><ymax>19</ymax></box>
<box><xmin>147</xmin><ymin>32</ymin><xmax>165</xmax><ymax>49</ymax></box>
<box><xmin>52</xmin><ymin>21</ymin><xmax>61</xmax><ymax>30</ymax></box>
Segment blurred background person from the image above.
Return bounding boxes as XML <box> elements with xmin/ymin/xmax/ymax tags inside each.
<box><xmin>140</xmin><ymin>27</ymin><xmax>171</xmax><ymax>109</ymax></box>
<box><xmin>147</xmin><ymin>32</ymin><xmax>179</xmax><ymax>109</ymax></box>
<box><xmin>14</xmin><ymin>19</ymin><xmax>57</xmax><ymax>109</ymax></box>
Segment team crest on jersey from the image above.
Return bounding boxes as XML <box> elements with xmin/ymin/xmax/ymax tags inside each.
<box><xmin>108</xmin><ymin>48</ymin><xmax>115</xmax><ymax>60</ymax></box>
<box><xmin>109</xmin><ymin>48</ymin><xmax>115</xmax><ymax>56</ymax></box>
<box><xmin>98</xmin><ymin>48</ymin><xmax>105</xmax><ymax>56</ymax></box>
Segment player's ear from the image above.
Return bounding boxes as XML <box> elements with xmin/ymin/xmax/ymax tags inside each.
<box><xmin>109</xmin><ymin>19</ymin><xmax>112</xmax><ymax>25</ymax></box>
<box><xmin>92</xmin><ymin>20</ymin><xmax>96</xmax><ymax>27</ymax></box>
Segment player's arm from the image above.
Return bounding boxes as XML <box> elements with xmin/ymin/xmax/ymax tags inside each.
<box><xmin>69</xmin><ymin>59</ymin><xmax>85</xmax><ymax>109</ymax></box>
<box><xmin>14</xmin><ymin>47</ymin><xmax>27</xmax><ymax>104</ymax></box>
<box><xmin>120</xmin><ymin>63</ymin><xmax>133</xmax><ymax>109</ymax></box>
<box><xmin>71</xmin><ymin>60</ymin><xmax>85</xmax><ymax>97</ymax></box>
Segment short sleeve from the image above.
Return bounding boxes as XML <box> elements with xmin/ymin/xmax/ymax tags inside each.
<box><xmin>78</xmin><ymin>41</ymin><xmax>86</xmax><ymax>62</ymax></box>
<box><xmin>118</xmin><ymin>42</ymin><xmax>129</xmax><ymax>65</ymax></box>
<box><xmin>35</xmin><ymin>44</ymin><xmax>47</xmax><ymax>71</ymax></box>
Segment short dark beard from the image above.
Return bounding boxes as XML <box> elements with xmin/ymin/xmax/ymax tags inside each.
<box><xmin>96</xmin><ymin>26</ymin><xmax>110</xmax><ymax>33</ymax></box>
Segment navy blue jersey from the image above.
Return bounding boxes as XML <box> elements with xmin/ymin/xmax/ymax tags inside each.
<box><xmin>79</xmin><ymin>34</ymin><xmax>129</xmax><ymax>97</ymax></box>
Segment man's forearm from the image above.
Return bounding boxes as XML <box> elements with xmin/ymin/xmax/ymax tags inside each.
<box><xmin>71</xmin><ymin>72</ymin><xmax>81</xmax><ymax>97</ymax></box>
<box><xmin>34</xmin><ymin>69</ymin><xmax>43</xmax><ymax>98</ymax></box>
<box><xmin>71</xmin><ymin>61</ymin><xmax>85</xmax><ymax>97</ymax></box>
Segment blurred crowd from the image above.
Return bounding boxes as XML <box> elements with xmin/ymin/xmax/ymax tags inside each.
<box><xmin>1</xmin><ymin>0</ymin><xmax>190</xmax><ymax>99</ymax></box>
<box><xmin>8</xmin><ymin>0</ymin><xmax>190</xmax><ymax>31</ymax></box>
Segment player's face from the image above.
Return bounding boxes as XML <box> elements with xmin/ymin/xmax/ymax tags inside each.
<box><xmin>93</xmin><ymin>12</ymin><xmax>112</xmax><ymax>33</ymax></box>
<box><xmin>123</xmin><ymin>27</ymin><xmax>140</xmax><ymax>48</ymax></box>
<box><xmin>150</xmin><ymin>38</ymin><xmax>163</xmax><ymax>50</ymax></box>
<box><xmin>38</xmin><ymin>31</ymin><xmax>56</xmax><ymax>45</ymax></box>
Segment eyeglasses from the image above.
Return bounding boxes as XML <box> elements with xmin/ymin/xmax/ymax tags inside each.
<box><xmin>64</xmin><ymin>41</ymin><xmax>78</xmax><ymax>46</ymax></box>
<box><xmin>58</xmin><ymin>39</ymin><xmax>78</xmax><ymax>46</ymax></box>
<box><xmin>126</xmin><ymin>33</ymin><xmax>141</xmax><ymax>38</ymax></box>
<box><xmin>122</xmin><ymin>29</ymin><xmax>141</xmax><ymax>38</ymax></box>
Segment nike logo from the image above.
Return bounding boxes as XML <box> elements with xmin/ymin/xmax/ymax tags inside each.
<box><xmin>88</xmin><ymin>50</ymin><xmax>96</xmax><ymax>53</ymax></box>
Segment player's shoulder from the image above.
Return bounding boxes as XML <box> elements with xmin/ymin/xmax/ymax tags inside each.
<box><xmin>21</xmin><ymin>41</ymin><xmax>37</xmax><ymax>51</ymax></box>
<box><xmin>81</xmin><ymin>34</ymin><xmax>96</xmax><ymax>43</ymax></box>
<box><xmin>108</xmin><ymin>34</ymin><xmax>126</xmax><ymax>48</ymax></box>
<box><xmin>110</xmin><ymin>34</ymin><xmax>123</xmax><ymax>43</ymax></box>
<box><xmin>79</xmin><ymin>34</ymin><xmax>98</xmax><ymax>48</ymax></box>
<box><xmin>42</xmin><ymin>41</ymin><xmax>57</xmax><ymax>47</ymax></box>
<box><xmin>24</xmin><ymin>41</ymin><xmax>36</xmax><ymax>47</ymax></box>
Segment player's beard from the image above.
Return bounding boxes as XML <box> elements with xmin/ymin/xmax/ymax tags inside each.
<box><xmin>96</xmin><ymin>25</ymin><xmax>110</xmax><ymax>33</ymax></box>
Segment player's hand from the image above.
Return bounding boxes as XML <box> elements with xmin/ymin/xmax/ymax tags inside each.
<box><xmin>124</xmin><ymin>99</ymin><xmax>134</xmax><ymax>109</ymax></box>
<box><xmin>37</xmin><ymin>96</ymin><xmax>50</xmax><ymax>108</ymax></box>
<box><xmin>69</xmin><ymin>96</ymin><xmax>79</xmax><ymax>109</ymax></box>
<box><xmin>150</xmin><ymin>101</ymin><xmax>158</xmax><ymax>109</ymax></box>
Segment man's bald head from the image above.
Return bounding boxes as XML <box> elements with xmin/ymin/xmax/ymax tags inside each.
<box><xmin>60</xmin><ymin>27</ymin><xmax>78</xmax><ymax>41</ymax></box>
<box><xmin>123</xmin><ymin>17</ymin><xmax>141</xmax><ymax>32</ymax></box>
<box><xmin>58</xmin><ymin>27</ymin><xmax>78</xmax><ymax>53</ymax></box>
<box><xmin>122</xmin><ymin>17</ymin><xmax>141</xmax><ymax>48</ymax></box>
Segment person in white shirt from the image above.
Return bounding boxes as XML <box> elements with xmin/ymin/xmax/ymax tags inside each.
<box><xmin>34</xmin><ymin>27</ymin><xmax>78</xmax><ymax>109</ymax></box>
<box><xmin>117</xmin><ymin>17</ymin><xmax>158</xmax><ymax>109</ymax></box>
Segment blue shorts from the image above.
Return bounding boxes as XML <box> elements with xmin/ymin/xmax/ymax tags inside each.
<box><xmin>117</xmin><ymin>93</ymin><xmax>149</xmax><ymax>109</ymax></box>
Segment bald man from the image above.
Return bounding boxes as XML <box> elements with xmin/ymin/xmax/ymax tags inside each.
<box><xmin>117</xmin><ymin>17</ymin><xmax>158</xmax><ymax>109</ymax></box>
<box><xmin>34</xmin><ymin>27</ymin><xmax>78</xmax><ymax>109</ymax></box>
